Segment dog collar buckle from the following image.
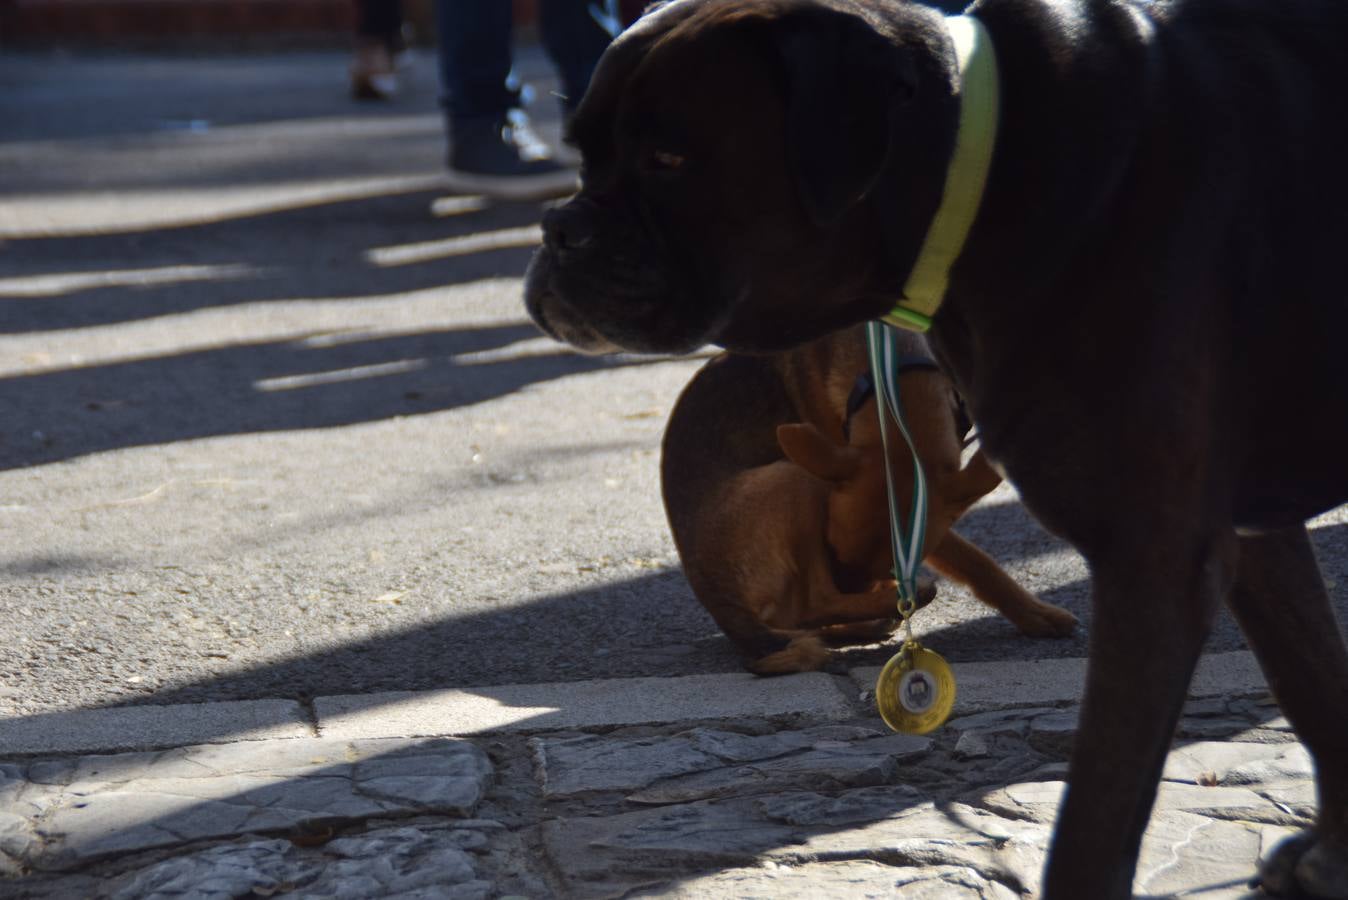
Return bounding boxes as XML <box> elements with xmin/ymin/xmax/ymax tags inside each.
<box><xmin>882</xmin><ymin>305</ymin><xmax>935</xmax><ymax>333</ymax></box>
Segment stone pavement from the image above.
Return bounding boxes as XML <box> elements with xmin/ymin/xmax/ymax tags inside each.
<box><xmin>0</xmin><ymin>650</ymin><xmax>1313</xmax><ymax>898</ymax></box>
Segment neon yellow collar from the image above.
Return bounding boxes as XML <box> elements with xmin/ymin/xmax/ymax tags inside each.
<box><xmin>882</xmin><ymin>15</ymin><xmax>1000</xmax><ymax>333</ymax></box>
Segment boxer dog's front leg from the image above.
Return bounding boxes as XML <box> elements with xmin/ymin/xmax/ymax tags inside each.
<box><xmin>1043</xmin><ymin>527</ymin><xmax>1236</xmax><ymax>899</ymax></box>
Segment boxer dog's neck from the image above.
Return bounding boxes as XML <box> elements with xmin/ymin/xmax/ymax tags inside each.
<box><xmin>882</xmin><ymin>14</ymin><xmax>1000</xmax><ymax>334</ymax></box>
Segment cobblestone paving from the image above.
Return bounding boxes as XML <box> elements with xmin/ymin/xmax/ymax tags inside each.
<box><xmin>0</xmin><ymin>688</ymin><xmax>1309</xmax><ymax>898</ymax></box>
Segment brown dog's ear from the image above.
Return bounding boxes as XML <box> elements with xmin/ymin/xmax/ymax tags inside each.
<box><xmin>771</xmin><ymin>8</ymin><xmax>918</xmax><ymax>226</ymax></box>
<box><xmin>778</xmin><ymin>423</ymin><xmax>861</xmax><ymax>483</ymax></box>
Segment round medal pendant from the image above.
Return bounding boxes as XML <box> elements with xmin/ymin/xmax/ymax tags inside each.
<box><xmin>875</xmin><ymin>643</ymin><xmax>956</xmax><ymax>734</ymax></box>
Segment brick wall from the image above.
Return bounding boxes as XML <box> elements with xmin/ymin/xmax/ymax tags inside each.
<box><xmin>0</xmin><ymin>0</ymin><xmax>538</xmax><ymax>46</ymax></box>
<box><xmin>0</xmin><ymin>1</ymin><xmax>644</xmax><ymax>52</ymax></box>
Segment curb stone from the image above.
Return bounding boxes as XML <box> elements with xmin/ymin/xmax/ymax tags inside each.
<box><xmin>851</xmin><ymin>649</ymin><xmax>1268</xmax><ymax>714</ymax></box>
<box><xmin>0</xmin><ymin>700</ymin><xmax>313</xmax><ymax>757</ymax></box>
<box><xmin>1</xmin><ymin>652</ymin><xmax>1269</xmax><ymax>759</ymax></box>
<box><xmin>314</xmin><ymin>672</ymin><xmax>857</xmax><ymax>739</ymax></box>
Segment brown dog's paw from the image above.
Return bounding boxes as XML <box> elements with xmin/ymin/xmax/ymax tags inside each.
<box><xmin>747</xmin><ymin>635</ymin><xmax>831</xmax><ymax>675</ymax></box>
<box><xmin>1012</xmin><ymin>602</ymin><xmax>1080</xmax><ymax>638</ymax></box>
<box><xmin>1257</xmin><ymin>831</ymin><xmax>1348</xmax><ymax>899</ymax></box>
<box><xmin>820</xmin><ymin>618</ymin><xmax>901</xmax><ymax>647</ymax></box>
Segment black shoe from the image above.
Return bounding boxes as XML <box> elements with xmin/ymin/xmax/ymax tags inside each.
<box><xmin>446</xmin><ymin>110</ymin><xmax>578</xmax><ymax>201</ymax></box>
<box><xmin>350</xmin><ymin>40</ymin><xmax>398</xmax><ymax>101</ymax></box>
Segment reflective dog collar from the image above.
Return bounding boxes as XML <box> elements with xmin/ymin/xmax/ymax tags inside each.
<box><xmin>882</xmin><ymin>15</ymin><xmax>1000</xmax><ymax>333</ymax></box>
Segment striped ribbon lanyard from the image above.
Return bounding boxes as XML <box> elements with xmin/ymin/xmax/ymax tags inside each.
<box><xmin>866</xmin><ymin>321</ymin><xmax>956</xmax><ymax>735</ymax></box>
<box><xmin>864</xmin><ymin>321</ymin><xmax>929</xmax><ymax>618</ymax></box>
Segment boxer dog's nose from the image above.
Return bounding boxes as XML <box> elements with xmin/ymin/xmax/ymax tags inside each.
<box><xmin>542</xmin><ymin>203</ymin><xmax>596</xmax><ymax>252</ymax></box>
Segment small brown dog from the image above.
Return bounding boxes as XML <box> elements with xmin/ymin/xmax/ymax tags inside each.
<box><xmin>661</xmin><ymin>326</ymin><xmax>1076</xmax><ymax>673</ymax></box>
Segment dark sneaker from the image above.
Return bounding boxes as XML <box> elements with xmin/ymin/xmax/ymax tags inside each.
<box><xmin>446</xmin><ymin>110</ymin><xmax>578</xmax><ymax>201</ymax></box>
<box><xmin>350</xmin><ymin>40</ymin><xmax>398</xmax><ymax>101</ymax></box>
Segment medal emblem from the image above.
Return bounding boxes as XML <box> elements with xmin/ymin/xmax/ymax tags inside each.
<box><xmin>875</xmin><ymin>643</ymin><xmax>956</xmax><ymax>734</ymax></box>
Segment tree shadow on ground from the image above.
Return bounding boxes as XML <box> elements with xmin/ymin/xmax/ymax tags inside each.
<box><xmin>13</xmin><ymin>517</ymin><xmax>1348</xmax><ymax>730</ymax></box>
<box><xmin>0</xmin><ymin>319</ymin><xmax>658</xmax><ymax>470</ymax></box>
<box><xmin>0</xmin><ymin>187</ymin><xmax>550</xmax><ymax>333</ymax></box>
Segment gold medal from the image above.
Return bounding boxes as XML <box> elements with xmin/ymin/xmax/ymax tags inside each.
<box><xmin>875</xmin><ymin>642</ymin><xmax>956</xmax><ymax>734</ymax></box>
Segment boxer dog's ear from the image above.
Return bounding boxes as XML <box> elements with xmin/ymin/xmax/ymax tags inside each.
<box><xmin>772</xmin><ymin>10</ymin><xmax>917</xmax><ymax>227</ymax></box>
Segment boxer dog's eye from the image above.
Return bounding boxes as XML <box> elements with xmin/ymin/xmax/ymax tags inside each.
<box><xmin>649</xmin><ymin>151</ymin><xmax>687</xmax><ymax>172</ymax></box>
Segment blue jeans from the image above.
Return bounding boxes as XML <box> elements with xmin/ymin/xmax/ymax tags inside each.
<box><xmin>435</xmin><ymin>0</ymin><xmax>612</xmax><ymax>123</ymax></box>
<box><xmin>354</xmin><ymin>0</ymin><xmax>403</xmax><ymax>45</ymax></box>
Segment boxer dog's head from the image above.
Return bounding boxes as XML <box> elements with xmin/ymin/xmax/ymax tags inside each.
<box><xmin>524</xmin><ymin>0</ymin><xmax>958</xmax><ymax>354</ymax></box>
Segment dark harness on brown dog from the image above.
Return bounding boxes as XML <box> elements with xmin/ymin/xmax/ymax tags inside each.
<box><xmin>843</xmin><ymin>363</ymin><xmax>973</xmax><ymax>444</ymax></box>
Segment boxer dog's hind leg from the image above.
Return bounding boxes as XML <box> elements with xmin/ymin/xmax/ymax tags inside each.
<box><xmin>1227</xmin><ymin>526</ymin><xmax>1348</xmax><ymax>899</ymax></box>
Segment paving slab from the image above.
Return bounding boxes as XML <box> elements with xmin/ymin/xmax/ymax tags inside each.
<box><xmin>115</xmin><ymin>828</ymin><xmax>486</xmax><ymax>900</ymax></box>
<box><xmin>0</xmin><ymin>736</ymin><xmax>492</xmax><ymax>873</ymax></box>
<box><xmin>530</xmin><ymin>722</ymin><xmax>934</xmax><ymax>806</ymax></box>
<box><xmin>642</xmin><ymin>862</ymin><xmax>1021</xmax><ymax>899</ymax></box>
<box><xmin>15</xmin><ymin>823</ymin><xmax>502</xmax><ymax>900</ymax></box>
<box><xmin>313</xmin><ymin>672</ymin><xmax>857</xmax><ymax>739</ymax></box>
<box><xmin>531</xmin><ymin>724</ymin><xmax>893</xmax><ymax>800</ymax></box>
<box><xmin>626</xmin><ymin>731</ymin><xmax>934</xmax><ymax>805</ymax></box>
<box><xmin>973</xmin><ymin>779</ymin><xmax>1306</xmax><ymax>829</ymax></box>
<box><xmin>541</xmin><ymin>786</ymin><xmax>1049</xmax><ymax>899</ymax></box>
<box><xmin>1133</xmin><ymin>811</ymin><xmax>1266</xmax><ymax>900</ymax></box>
<box><xmin>1163</xmin><ymin>741</ymin><xmax>1311</xmax><ymax>786</ymax></box>
<box><xmin>0</xmin><ymin>699</ymin><xmax>313</xmax><ymax>757</ymax></box>
<box><xmin>851</xmin><ymin>650</ymin><xmax>1268</xmax><ymax>715</ymax></box>
<box><xmin>944</xmin><ymin>707</ymin><xmax>1055</xmax><ymax>736</ymax></box>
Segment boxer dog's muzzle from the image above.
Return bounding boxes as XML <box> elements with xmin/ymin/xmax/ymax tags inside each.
<box><xmin>526</xmin><ymin>195</ymin><xmax>726</xmax><ymax>355</ymax></box>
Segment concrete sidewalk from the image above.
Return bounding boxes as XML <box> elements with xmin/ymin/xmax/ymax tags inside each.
<box><xmin>1</xmin><ymin>651</ymin><xmax>1306</xmax><ymax>898</ymax></box>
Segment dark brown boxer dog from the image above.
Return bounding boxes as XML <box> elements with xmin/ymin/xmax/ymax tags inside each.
<box><xmin>524</xmin><ymin>0</ymin><xmax>1348</xmax><ymax>897</ymax></box>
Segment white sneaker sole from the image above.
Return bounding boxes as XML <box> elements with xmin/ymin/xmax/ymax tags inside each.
<box><xmin>442</xmin><ymin>168</ymin><xmax>579</xmax><ymax>202</ymax></box>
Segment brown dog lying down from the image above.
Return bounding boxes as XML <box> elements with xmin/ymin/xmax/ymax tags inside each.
<box><xmin>661</xmin><ymin>326</ymin><xmax>1077</xmax><ymax>673</ymax></box>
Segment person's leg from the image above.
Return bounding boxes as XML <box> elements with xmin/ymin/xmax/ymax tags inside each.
<box><xmin>435</xmin><ymin>0</ymin><xmax>577</xmax><ymax>199</ymax></box>
<box><xmin>537</xmin><ymin>0</ymin><xmax>614</xmax><ymax>115</ymax></box>
<box><xmin>350</xmin><ymin>0</ymin><xmax>405</xmax><ymax>100</ymax></box>
<box><xmin>434</xmin><ymin>0</ymin><xmax>515</xmax><ymax>121</ymax></box>
<box><xmin>355</xmin><ymin>0</ymin><xmax>403</xmax><ymax>48</ymax></box>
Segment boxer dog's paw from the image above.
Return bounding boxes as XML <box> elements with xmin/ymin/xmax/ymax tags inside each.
<box><xmin>1256</xmin><ymin>831</ymin><xmax>1348</xmax><ymax>899</ymax></box>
